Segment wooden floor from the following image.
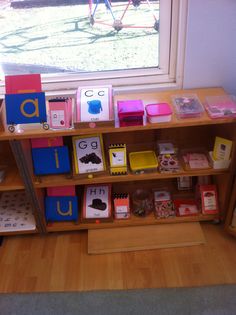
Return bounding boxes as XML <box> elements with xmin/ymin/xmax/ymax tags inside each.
<box><xmin>0</xmin><ymin>222</ymin><xmax>236</xmax><ymax>293</ymax></box>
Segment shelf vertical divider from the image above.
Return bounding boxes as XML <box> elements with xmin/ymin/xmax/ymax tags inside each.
<box><xmin>10</xmin><ymin>140</ymin><xmax>46</xmax><ymax>234</ymax></box>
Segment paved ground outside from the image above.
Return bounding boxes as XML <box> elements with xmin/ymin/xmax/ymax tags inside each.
<box><xmin>0</xmin><ymin>0</ymin><xmax>159</xmax><ymax>75</ymax></box>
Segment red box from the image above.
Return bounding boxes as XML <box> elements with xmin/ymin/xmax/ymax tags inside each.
<box><xmin>31</xmin><ymin>137</ymin><xmax>63</xmax><ymax>148</ymax></box>
<box><xmin>47</xmin><ymin>186</ymin><xmax>76</xmax><ymax>197</ymax></box>
<box><xmin>199</xmin><ymin>184</ymin><xmax>219</xmax><ymax>214</ymax></box>
<box><xmin>117</xmin><ymin>100</ymin><xmax>144</xmax><ymax>127</ymax></box>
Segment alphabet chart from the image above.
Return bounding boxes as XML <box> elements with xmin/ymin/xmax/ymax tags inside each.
<box><xmin>0</xmin><ymin>191</ymin><xmax>36</xmax><ymax>232</ymax></box>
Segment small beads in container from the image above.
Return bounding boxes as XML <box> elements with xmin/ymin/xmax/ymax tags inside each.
<box><xmin>132</xmin><ymin>189</ymin><xmax>154</xmax><ymax>217</ymax></box>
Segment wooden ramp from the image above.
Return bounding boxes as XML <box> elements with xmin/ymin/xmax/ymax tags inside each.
<box><xmin>88</xmin><ymin>222</ymin><xmax>206</xmax><ymax>254</ymax></box>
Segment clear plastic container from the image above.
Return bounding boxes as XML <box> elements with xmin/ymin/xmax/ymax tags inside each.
<box><xmin>172</xmin><ymin>94</ymin><xmax>204</xmax><ymax>119</ymax></box>
<box><xmin>180</xmin><ymin>149</ymin><xmax>211</xmax><ymax>170</ymax></box>
<box><xmin>204</xmin><ymin>95</ymin><xmax>236</xmax><ymax>119</ymax></box>
<box><xmin>132</xmin><ymin>189</ymin><xmax>153</xmax><ymax>217</ymax></box>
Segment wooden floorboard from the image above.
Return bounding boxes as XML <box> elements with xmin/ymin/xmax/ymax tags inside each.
<box><xmin>0</xmin><ymin>222</ymin><xmax>236</xmax><ymax>292</ymax></box>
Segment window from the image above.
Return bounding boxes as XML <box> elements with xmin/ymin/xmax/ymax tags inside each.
<box><xmin>0</xmin><ymin>0</ymin><xmax>187</xmax><ymax>94</ymax></box>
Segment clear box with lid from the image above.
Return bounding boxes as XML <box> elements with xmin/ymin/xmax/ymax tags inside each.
<box><xmin>172</xmin><ymin>94</ymin><xmax>204</xmax><ymax>119</ymax></box>
<box><xmin>204</xmin><ymin>95</ymin><xmax>236</xmax><ymax>119</ymax></box>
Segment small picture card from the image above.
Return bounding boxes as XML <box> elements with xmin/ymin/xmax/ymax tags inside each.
<box><xmin>83</xmin><ymin>184</ymin><xmax>112</xmax><ymax>220</ymax></box>
<box><xmin>72</xmin><ymin>134</ymin><xmax>106</xmax><ymax>174</ymax></box>
<box><xmin>157</xmin><ymin>142</ymin><xmax>175</xmax><ymax>155</ymax></box>
<box><xmin>76</xmin><ymin>85</ymin><xmax>113</xmax><ymax>123</ymax></box>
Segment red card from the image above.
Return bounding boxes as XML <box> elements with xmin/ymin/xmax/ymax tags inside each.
<box><xmin>5</xmin><ymin>74</ymin><xmax>42</xmax><ymax>94</ymax></box>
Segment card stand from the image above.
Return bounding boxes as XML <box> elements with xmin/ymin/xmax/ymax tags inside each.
<box><xmin>74</xmin><ymin>120</ymin><xmax>114</xmax><ymax>129</ymax></box>
<box><xmin>79</xmin><ymin>213</ymin><xmax>114</xmax><ymax>224</ymax></box>
<box><xmin>208</xmin><ymin>151</ymin><xmax>231</xmax><ymax>170</ymax></box>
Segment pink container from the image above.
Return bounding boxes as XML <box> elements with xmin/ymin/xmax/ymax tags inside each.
<box><xmin>117</xmin><ymin>100</ymin><xmax>144</xmax><ymax>127</ymax></box>
<box><xmin>47</xmin><ymin>186</ymin><xmax>76</xmax><ymax>196</ymax></box>
<box><xmin>145</xmin><ymin>103</ymin><xmax>172</xmax><ymax>123</ymax></box>
<box><xmin>31</xmin><ymin>137</ymin><xmax>63</xmax><ymax>148</ymax></box>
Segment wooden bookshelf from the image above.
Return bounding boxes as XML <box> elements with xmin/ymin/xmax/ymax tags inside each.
<box><xmin>1</xmin><ymin>87</ymin><xmax>236</xmax><ymax>243</ymax></box>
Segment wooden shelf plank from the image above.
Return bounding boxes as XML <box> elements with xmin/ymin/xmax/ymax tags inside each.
<box><xmin>46</xmin><ymin>213</ymin><xmax>219</xmax><ymax>232</ymax></box>
<box><xmin>87</xmin><ymin>222</ymin><xmax>206</xmax><ymax>254</ymax></box>
<box><xmin>0</xmin><ymin>164</ymin><xmax>24</xmax><ymax>191</ymax></box>
<box><xmin>34</xmin><ymin>168</ymin><xmax>229</xmax><ymax>188</ymax></box>
<box><xmin>0</xmin><ymin>229</ymin><xmax>38</xmax><ymax>236</ymax></box>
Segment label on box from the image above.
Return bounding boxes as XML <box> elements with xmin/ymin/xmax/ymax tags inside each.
<box><xmin>203</xmin><ymin>192</ymin><xmax>217</xmax><ymax>211</ymax></box>
<box><xmin>115</xmin><ymin>212</ymin><xmax>130</xmax><ymax>219</ymax></box>
<box><xmin>115</xmin><ymin>205</ymin><xmax>129</xmax><ymax>213</ymax></box>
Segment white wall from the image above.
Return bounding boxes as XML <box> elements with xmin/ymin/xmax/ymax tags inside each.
<box><xmin>183</xmin><ymin>0</ymin><xmax>236</xmax><ymax>95</ymax></box>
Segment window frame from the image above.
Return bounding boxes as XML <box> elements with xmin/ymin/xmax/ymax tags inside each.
<box><xmin>0</xmin><ymin>0</ymin><xmax>188</xmax><ymax>96</ymax></box>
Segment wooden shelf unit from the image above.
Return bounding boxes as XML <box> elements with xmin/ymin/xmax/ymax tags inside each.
<box><xmin>0</xmin><ymin>141</ymin><xmax>24</xmax><ymax>191</ymax></box>
<box><xmin>0</xmin><ymin>141</ymin><xmax>42</xmax><ymax>235</ymax></box>
<box><xmin>0</xmin><ymin>87</ymin><xmax>236</xmax><ymax>240</ymax></box>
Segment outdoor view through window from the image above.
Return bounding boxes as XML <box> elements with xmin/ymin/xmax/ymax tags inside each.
<box><xmin>0</xmin><ymin>0</ymin><xmax>160</xmax><ymax>76</ymax></box>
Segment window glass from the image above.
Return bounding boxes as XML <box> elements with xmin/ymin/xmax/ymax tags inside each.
<box><xmin>0</xmin><ymin>0</ymin><xmax>160</xmax><ymax>74</ymax></box>
<box><xmin>0</xmin><ymin>0</ymin><xmax>186</xmax><ymax>92</ymax></box>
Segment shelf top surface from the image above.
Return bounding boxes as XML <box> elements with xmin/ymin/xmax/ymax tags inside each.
<box><xmin>1</xmin><ymin>87</ymin><xmax>236</xmax><ymax>140</ymax></box>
